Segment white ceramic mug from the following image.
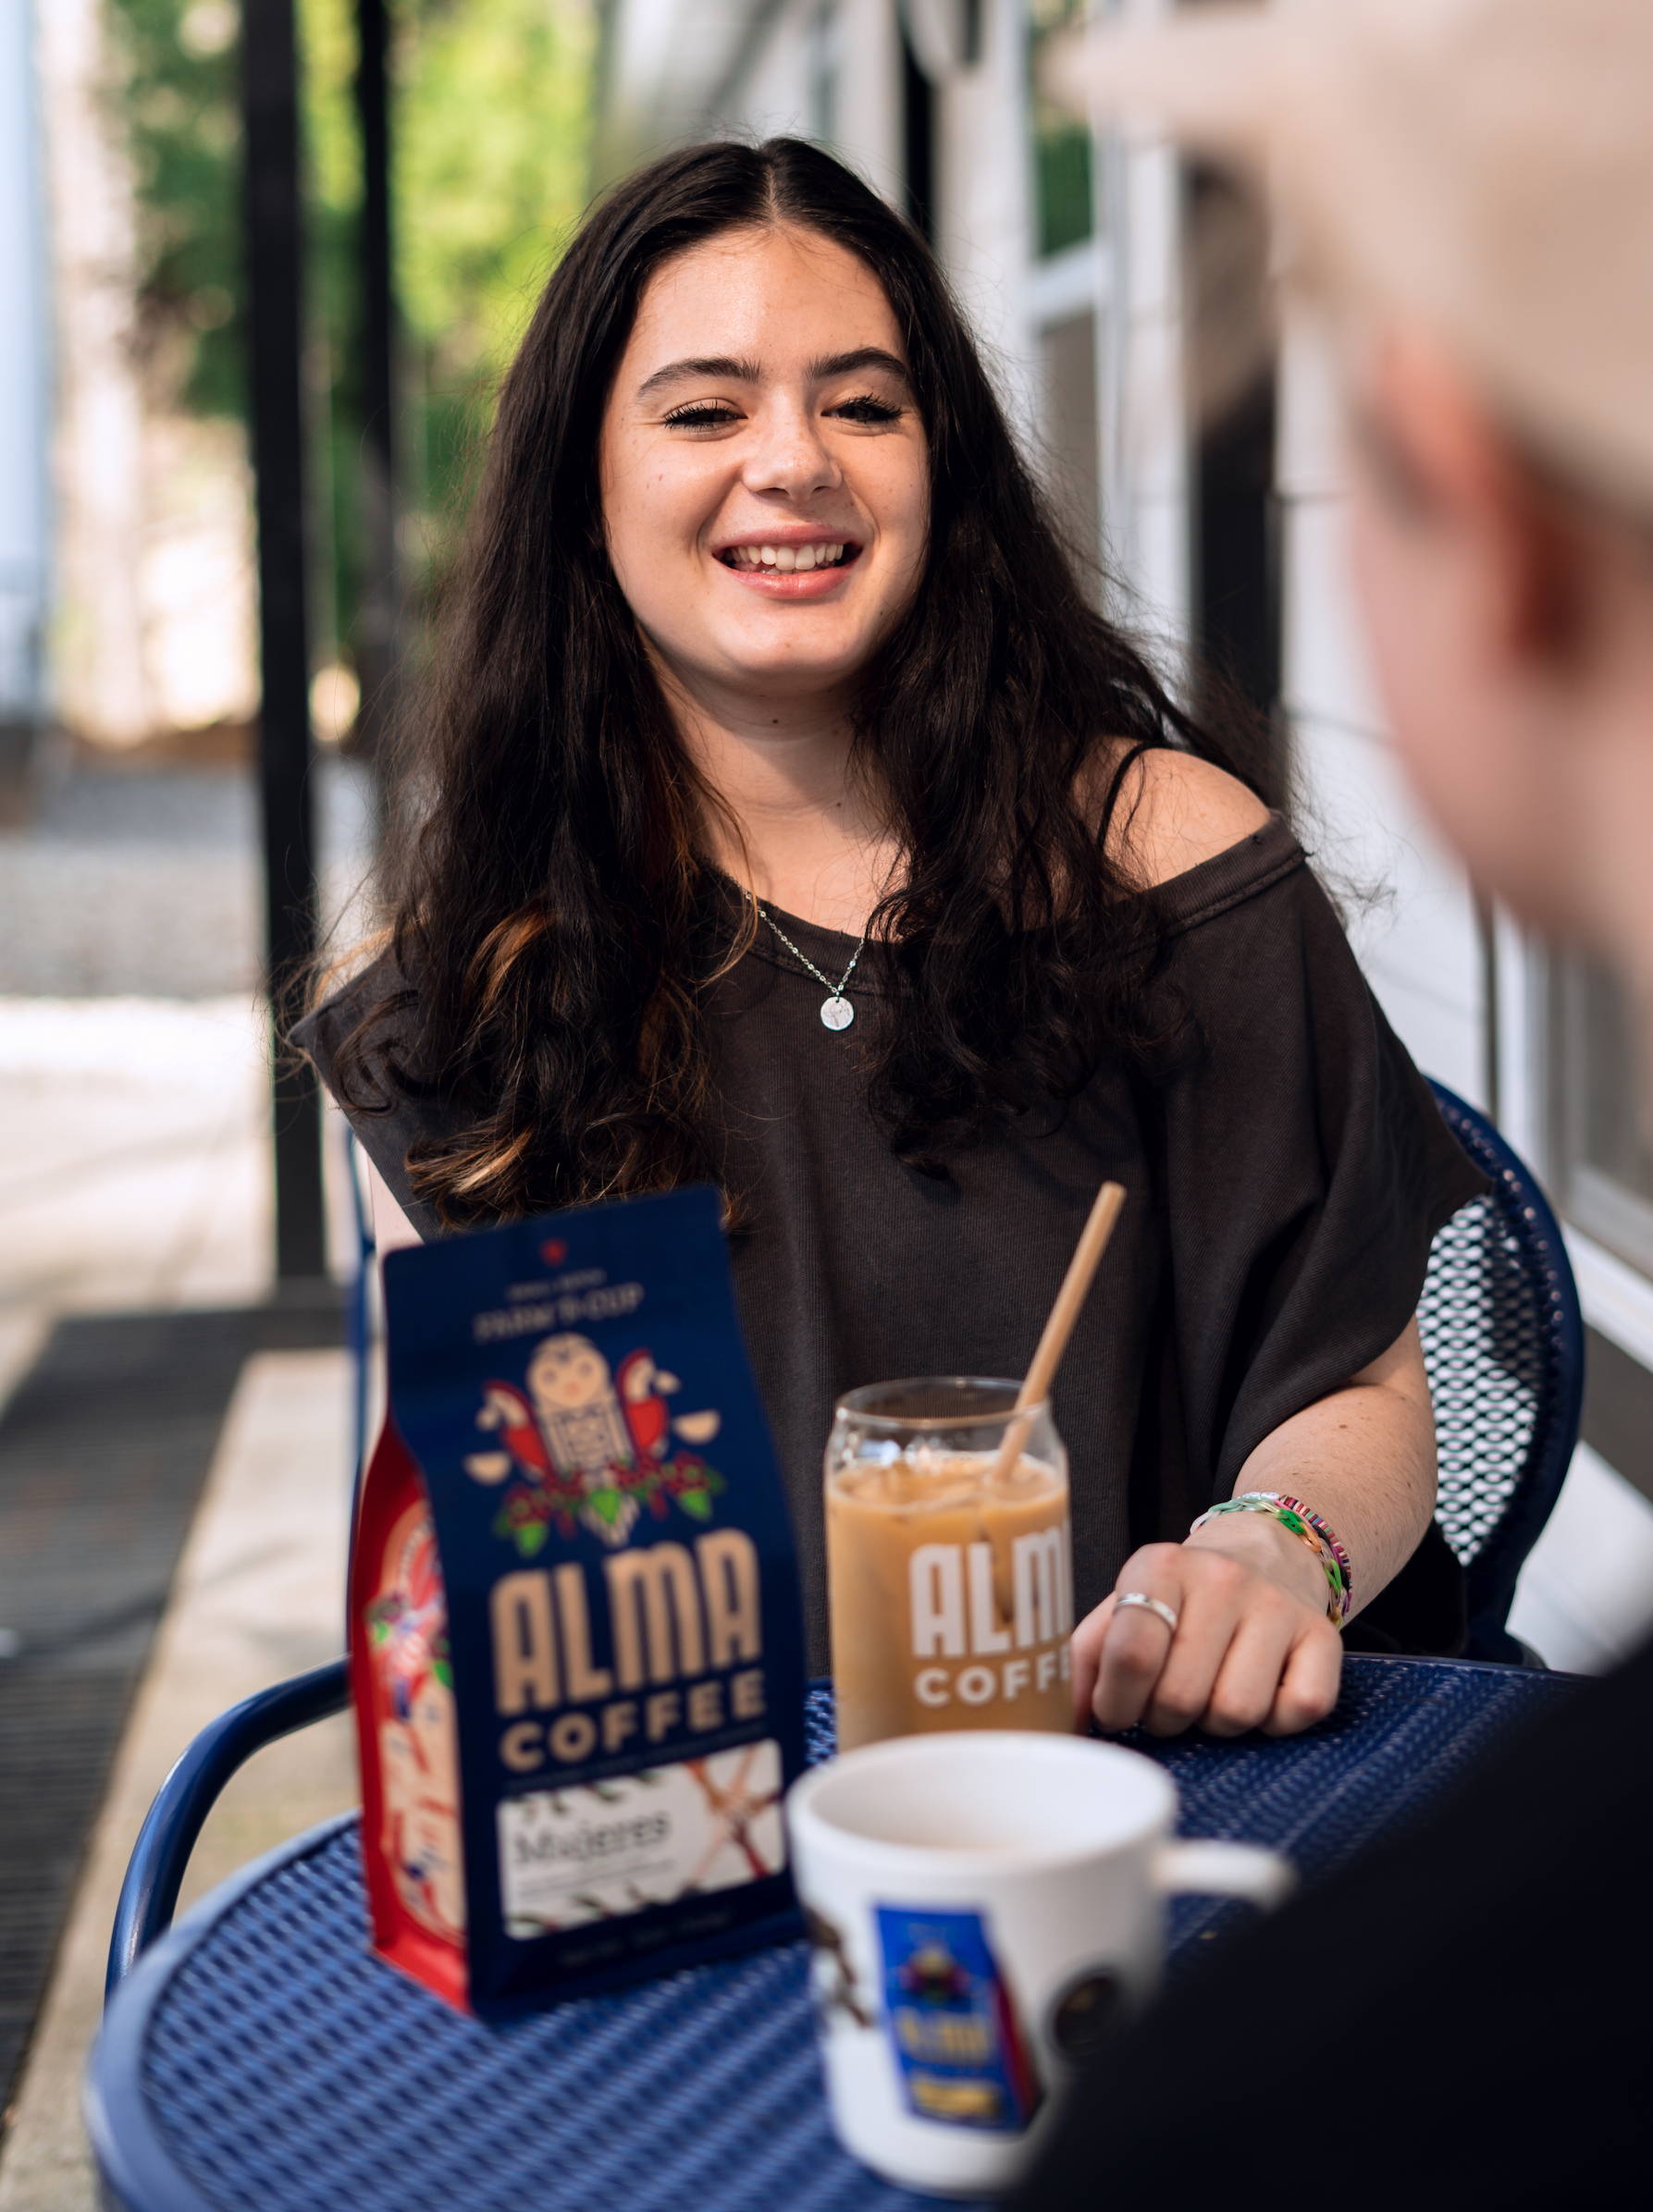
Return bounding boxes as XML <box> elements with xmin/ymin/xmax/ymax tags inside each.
<box><xmin>786</xmin><ymin>1730</ymin><xmax>1292</xmax><ymax>2197</ymax></box>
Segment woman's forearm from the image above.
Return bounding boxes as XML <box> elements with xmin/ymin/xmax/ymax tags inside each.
<box><xmin>1190</xmin><ymin>1318</ymin><xmax>1437</xmax><ymax>1618</ymax></box>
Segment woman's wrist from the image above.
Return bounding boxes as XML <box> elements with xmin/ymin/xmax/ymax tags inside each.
<box><xmin>1183</xmin><ymin>1511</ymin><xmax>1332</xmax><ymax>1616</ymax></box>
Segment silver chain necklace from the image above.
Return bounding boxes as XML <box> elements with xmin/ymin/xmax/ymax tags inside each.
<box><xmin>757</xmin><ymin>903</ymin><xmax>870</xmax><ymax>1031</ymax></box>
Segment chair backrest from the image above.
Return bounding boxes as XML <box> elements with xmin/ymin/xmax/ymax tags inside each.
<box><xmin>343</xmin><ymin>1127</ymin><xmax>378</xmax><ymax>1491</ymax></box>
<box><xmin>1420</xmin><ymin>1082</ymin><xmax>1585</xmax><ymax>1660</ymax></box>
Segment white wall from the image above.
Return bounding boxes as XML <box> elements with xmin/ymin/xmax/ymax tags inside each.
<box><xmin>934</xmin><ymin>0</ymin><xmax>1033</xmax><ymax>398</ymax></box>
<box><xmin>1277</xmin><ymin>316</ymin><xmax>1488</xmax><ymax>1106</ymax></box>
<box><xmin>726</xmin><ymin>0</ymin><xmax>907</xmax><ymax>205</ymax></box>
<box><xmin>1509</xmin><ymin>1446</ymin><xmax>1653</xmax><ymax>1672</ymax></box>
<box><xmin>1104</xmin><ymin>124</ymin><xmax>1189</xmax><ymax>647</ymax></box>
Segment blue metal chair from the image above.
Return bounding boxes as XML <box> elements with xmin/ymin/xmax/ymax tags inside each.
<box><xmin>105</xmin><ymin>1658</ymin><xmax>351</xmax><ymax>1996</ymax></box>
<box><xmin>103</xmin><ymin>1133</ymin><xmax>381</xmax><ymax>1996</ymax></box>
<box><xmin>343</xmin><ymin>1127</ymin><xmax>378</xmax><ymax>1486</ymax></box>
<box><xmin>1420</xmin><ymin>1082</ymin><xmax>1585</xmax><ymax>1665</ymax></box>
<box><xmin>105</xmin><ymin>1084</ymin><xmax>1582</xmax><ymax>1994</ymax></box>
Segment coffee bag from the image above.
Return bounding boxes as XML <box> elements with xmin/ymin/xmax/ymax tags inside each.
<box><xmin>351</xmin><ymin>1186</ymin><xmax>808</xmax><ymax>2017</ymax></box>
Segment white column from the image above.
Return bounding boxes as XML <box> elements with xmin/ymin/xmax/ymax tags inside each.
<box><xmin>35</xmin><ymin>0</ymin><xmax>154</xmax><ymax>745</ymax></box>
<box><xmin>1099</xmin><ymin>0</ymin><xmax>1187</xmax><ymax>662</ymax></box>
<box><xmin>0</xmin><ymin>0</ymin><xmax>51</xmax><ymax>727</ymax></box>
<box><xmin>937</xmin><ymin>0</ymin><xmax>1033</xmax><ymax>409</ymax></box>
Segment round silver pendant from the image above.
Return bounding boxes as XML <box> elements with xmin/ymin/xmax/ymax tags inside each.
<box><xmin>820</xmin><ymin>995</ymin><xmax>855</xmax><ymax>1032</ymax></box>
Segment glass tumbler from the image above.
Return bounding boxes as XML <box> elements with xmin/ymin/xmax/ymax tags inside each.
<box><xmin>824</xmin><ymin>1377</ymin><xmax>1075</xmax><ymax>1752</ymax></box>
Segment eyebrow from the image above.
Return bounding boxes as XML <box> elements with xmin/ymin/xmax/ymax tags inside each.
<box><xmin>635</xmin><ymin>346</ymin><xmax>913</xmax><ymax>400</ymax></box>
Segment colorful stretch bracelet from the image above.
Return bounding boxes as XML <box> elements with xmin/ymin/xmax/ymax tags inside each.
<box><xmin>1188</xmin><ymin>1492</ymin><xmax>1353</xmax><ymax>1626</ymax></box>
<box><xmin>1270</xmin><ymin>1493</ymin><xmax>1354</xmax><ymax>1600</ymax></box>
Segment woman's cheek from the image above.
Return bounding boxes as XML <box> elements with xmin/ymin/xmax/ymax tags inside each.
<box><xmin>871</xmin><ymin>456</ymin><xmax>931</xmax><ymax>609</ymax></box>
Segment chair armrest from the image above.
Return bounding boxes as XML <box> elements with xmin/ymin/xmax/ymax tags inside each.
<box><xmin>105</xmin><ymin>1658</ymin><xmax>351</xmax><ymax>2001</ymax></box>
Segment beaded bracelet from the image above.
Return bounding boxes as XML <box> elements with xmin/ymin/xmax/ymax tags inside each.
<box><xmin>1187</xmin><ymin>1491</ymin><xmax>1353</xmax><ymax>1627</ymax></box>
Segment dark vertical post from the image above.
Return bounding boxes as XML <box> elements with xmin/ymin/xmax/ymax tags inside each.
<box><xmin>242</xmin><ymin>0</ymin><xmax>327</xmax><ymax>1282</ymax></box>
<box><xmin>353</xmin><ymin>0</ymin><xmax>399</xmax><ymax>766</ymax></box>
<box><xmin>1476</xmin><ymin>891</ymin><xmax>1501</xmax><ymax>1124</ymax></box>
<box><xmin>1192</xmin><ymin>371</ymin><xmax>1279</xmax><ymax>715</ymax></box>
<box><xmin>1185</xmin><ymin>162</ymin><xmax>1282</xmax><ymax>774</ymax></box>
<box><xmin>900</xmin><ymin>28</ymin><xmax>935</xmax><ymax>241</ymax></box>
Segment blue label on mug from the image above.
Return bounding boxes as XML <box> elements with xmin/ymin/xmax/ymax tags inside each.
<box><xmin>875</xmin><ymin>1905</ymin><xmax>1042</xmax><ymax>2132</ymax></box>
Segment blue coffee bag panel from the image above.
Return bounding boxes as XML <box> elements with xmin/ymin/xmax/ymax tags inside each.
<box><xmin>383</xmin><ymin>1185</ymin><xmax>808</xmax><ymax>2017</ymax></box>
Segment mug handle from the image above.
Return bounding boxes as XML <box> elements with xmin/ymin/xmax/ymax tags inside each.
<box><xmin>1153</xmin><ymin>1837</ymin><xmax>1295</xmax><ymax>1909</ymax></box>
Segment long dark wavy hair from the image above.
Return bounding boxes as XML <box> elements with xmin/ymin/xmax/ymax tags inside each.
<box><xmin>327</xmin><ymin>137</ymin><xmax>1276</xmax><ymax>1227</ymax></box>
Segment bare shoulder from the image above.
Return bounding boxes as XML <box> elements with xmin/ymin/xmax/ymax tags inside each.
<box><xmin>1103</xmin><ymin>744</ymin><xmax>1273</xmax><ymax>890</ymax></box>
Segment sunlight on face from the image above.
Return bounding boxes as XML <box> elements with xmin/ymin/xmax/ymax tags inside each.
<box><xmin>598</xmin><ymin>224</ymin><xmax>931</xmax><ymax>709</ymax></box>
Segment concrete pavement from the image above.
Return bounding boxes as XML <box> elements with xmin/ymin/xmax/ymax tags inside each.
<box><xmin>0</xmin><ymin>1349</ymin><xmax>355</xmax><ymax>2212</ymax></box>
<box><xmin>0</xmin><ymin>984</ymin><xmax>362</xmax><ymax>2207</ymax></box>
<box><xmin>0</xmin><ymin>753</ymin><xmax>372</xmax><ymax>2207</ymax></box>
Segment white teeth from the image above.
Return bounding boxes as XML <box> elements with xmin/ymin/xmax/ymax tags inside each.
<box><xmin>724</xmin><ymin>541</ymin><xmax>849</xmax><ymax>571</ymax></box>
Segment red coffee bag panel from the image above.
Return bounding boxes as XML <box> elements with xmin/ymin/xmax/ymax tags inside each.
<box><xmin>351</xmin><ymin>1424</ymin><xmax>467</xmax><ymax>2010</ymax></box>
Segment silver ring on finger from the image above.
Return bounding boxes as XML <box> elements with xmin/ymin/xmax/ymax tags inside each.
<box><xmin>1115</xmin><ymin>1591</ymin><xmax>1179</xmax><ymax>1636</ymax></box>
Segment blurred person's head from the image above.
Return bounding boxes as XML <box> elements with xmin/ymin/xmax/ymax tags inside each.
<box><xmin>1056</xmin><ymin>0</ymin><xmax>1653</xmax><ymax>985</ymax></box>
<box><xmin>1342</xmin><ymin>330</ymin><xmax>1653</xmax><ymax>976</ymax></box>
<box><xmin>339</xmin><ymin>138</ymin><xmax>1264</xmax><ymax>1226</ymax></box>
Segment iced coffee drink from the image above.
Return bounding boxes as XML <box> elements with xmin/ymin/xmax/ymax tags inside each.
<box><xmin>825</xmin><ymin>1380</ymin><xmax>1074</xmax><ymax>1751</ymax></box>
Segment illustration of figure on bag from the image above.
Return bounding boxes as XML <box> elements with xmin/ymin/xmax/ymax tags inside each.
<box><xmin>463</xmin><ymin>1331</ymin><xmax>727</xmax><ymax>1554</ymax></box>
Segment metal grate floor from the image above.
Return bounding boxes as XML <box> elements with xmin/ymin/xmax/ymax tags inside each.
<box><xmin>0</xmin><ymin>1293</ymin><xmax>342</xmax><ymax>2128</ymax></box>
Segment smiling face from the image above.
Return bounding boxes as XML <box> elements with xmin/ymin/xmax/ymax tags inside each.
<box><xmin>528</xmin><ymin>1334</ymin><xmax>612</xmax><ymax>1412</ymax></box>
<box><xmin>598</xmin><ymin>223</ymin><xmax>931</xmax><ymax>711</ymax></box>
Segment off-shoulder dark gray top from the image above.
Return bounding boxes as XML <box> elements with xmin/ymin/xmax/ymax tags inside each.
<box><xmin>295</xmin><ymin>816</ymin><xmax>1485</xmax><ymax>1672</ymax></box>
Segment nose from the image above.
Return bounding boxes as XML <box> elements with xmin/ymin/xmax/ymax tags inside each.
<box><xmin>739</xmin><ymin>397</ymin><xmax>842</xmax><ymax>501</ymax></box>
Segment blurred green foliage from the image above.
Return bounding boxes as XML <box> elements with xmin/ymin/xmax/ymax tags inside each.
<box><xmin>1027</xmin><ymin>0</ymin><xmax>1095</xmax><ymax>260</ymax></box>
<box><xmin>110</xmin><ymin>0</ymin><xmax>593</xmax><ymax>652</ymax></box>
<box><xmin>115</xmin><ymin>0</ymin><xmax>246</xmax><ymax>419</ymax></box>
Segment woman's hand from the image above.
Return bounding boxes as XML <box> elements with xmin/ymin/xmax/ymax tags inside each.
<box><xmin>1071</xmin><ymin>1516</ymin><xmax>1343</xmax><ymax>1739</ymax></box>
<box><xmin>1071</xmin><ymin>1322</ymin><xmax>1431</xmax><ymax>1738</ymax></box>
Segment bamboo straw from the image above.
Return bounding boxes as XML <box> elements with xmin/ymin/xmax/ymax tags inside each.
<box><xmin>991</xmin><ymin>1180</ymin><xmax>1127</xmax><ymax>1481</ymax></box>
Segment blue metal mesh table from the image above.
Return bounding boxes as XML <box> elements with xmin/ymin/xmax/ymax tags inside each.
<box><xmin>88</xmin><ymin>1656</ymin><xmax>1573</xmax><ymax>2212</ymax></box>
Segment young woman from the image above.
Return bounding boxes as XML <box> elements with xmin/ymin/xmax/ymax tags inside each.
<box><xmin>296</xmin><ymin>138</ymin><xmax>1481</xmax><ymax>1733</ymax></box>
